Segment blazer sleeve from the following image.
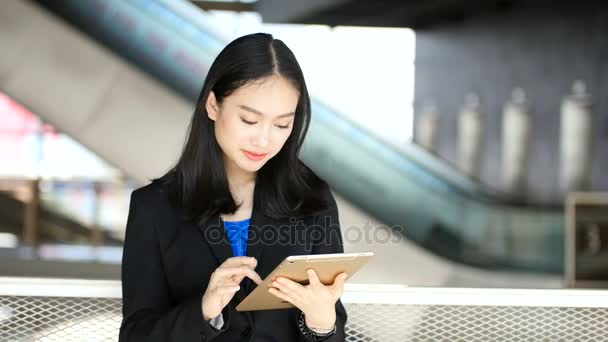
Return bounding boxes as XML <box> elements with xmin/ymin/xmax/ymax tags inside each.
<box><xmin>119</xmin><ymin>190</ymin><xmax>231</xmax><ymax>342</ymax></box>
<box><xmin>299</xmin><ymin>188</ymin><xmax>347</xmax><ymax>342</ymax></box>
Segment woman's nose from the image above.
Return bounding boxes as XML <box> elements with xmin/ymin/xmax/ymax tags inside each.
<box><xmin>252</xmin><ymin>125</ymin><xmax>271</xmax><ymax>148</ymax></box>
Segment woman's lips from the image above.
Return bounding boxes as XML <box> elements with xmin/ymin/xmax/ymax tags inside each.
<box><xmin>242</xmin><ymin>150</ymin><xmax>268</xmax><ymax>161</ymax></box>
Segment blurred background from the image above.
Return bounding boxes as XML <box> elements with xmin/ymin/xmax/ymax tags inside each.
<box><xmin>0</xmin><ymin>0</ymin><xmax>607</xmax><ymax>307</ymax></box>
<box><xmin>2</xmin><ymin>1</ymin><xmax>608</xmax><ymax>340</ymax></box>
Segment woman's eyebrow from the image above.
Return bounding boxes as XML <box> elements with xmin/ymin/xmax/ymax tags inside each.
<box><xmin>238</xmin><ymin>105</ymin><xmax>295</xmax><ymax>118</ymax></box>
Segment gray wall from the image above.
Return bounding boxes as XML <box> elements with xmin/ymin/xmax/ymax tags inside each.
<box><xmin>414</xmin><ymin>1</ymin><xmax>608</xmax><ymax>204</ymax></box>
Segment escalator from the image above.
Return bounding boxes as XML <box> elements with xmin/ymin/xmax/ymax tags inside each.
<box><xmin>0</xmin><ymin>190</ymin><xmax>122</xmax><ymax>246</ymax></box>
<box><xmin>34</xmin><ymin>0</ymin><xmax>564</xmax><ymax>273</ymax></box>
<box><xmin>0</xmin><ymin>188</ymin><xmax>124</xmax><ymax>279</ymax></box>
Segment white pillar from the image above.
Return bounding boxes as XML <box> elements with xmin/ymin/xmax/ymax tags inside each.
<box><xmin>501</xmin><ymin>88</ymin><xmax>530</xmax><ymax>194</ymax></box>
<box><xmin>416</xmin><ymin>103</ymin><xmax>439</xmax><ymax>154</ymax></box>
<box><xmin>560</xmin><ymin>80</ymin><xmax>593</xmax><ymax>193</ymax></box>
<box><xmin>458</xmin><ymin>94</ymin><xmax>483</xmax><ymax>178</ymax></box>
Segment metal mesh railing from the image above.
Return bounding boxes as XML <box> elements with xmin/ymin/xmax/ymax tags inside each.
<box><xmin>2</xmin><ymin>279</ymin><xmax>608</xmax><ymax>341</ymax></box>
<box><xmin>344</xmin><ymin>303</ymin><xmax>608</xmax><ymax>341</ymax></box>
<box><xmin>0</xmin><ymin>296</ymin><xmax>122</xmax><ymax>342</ymax></box>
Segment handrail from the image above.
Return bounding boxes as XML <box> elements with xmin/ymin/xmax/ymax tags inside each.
<box><xmin>2</xmin><ymin>277</ymin><xmax>608</xmax><ymax>308</ymax></box>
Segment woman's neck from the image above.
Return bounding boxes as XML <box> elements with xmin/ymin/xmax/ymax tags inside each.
<box><xmin>229</xmin><ymin>180</ymin><xmax>255</xmax><ymax>204</ymax></box>
<box><xmin>222</xmin><ymin>179</ymin><xmax>255</xmax><ymax>222</ymax></box>
<box><xmin>224</xmin><ymin>157</ymin><xmax>256</xmax><ymax>208</ymax></box>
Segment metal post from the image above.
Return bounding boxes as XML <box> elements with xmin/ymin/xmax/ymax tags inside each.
<box><xmin>91</xmin><ymin>182</ymin><xmax>104</xmax><ymax>247</ymax></box>
<box><xmin>22</xmin><ymin>178</ymin><xmax>40</xmax><ymax>246</ymax></box>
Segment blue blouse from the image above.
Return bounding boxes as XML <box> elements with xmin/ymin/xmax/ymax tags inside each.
<box><xmin>222</xmin><ymin>218</ymin><xmax>251</xmax><ymax>257</ymax></box>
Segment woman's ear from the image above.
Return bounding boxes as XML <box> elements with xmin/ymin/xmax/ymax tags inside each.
<box><xmin>206</xmin><ymin>91</ymin><xmax>219</xmax><ymax>121</ymax></box>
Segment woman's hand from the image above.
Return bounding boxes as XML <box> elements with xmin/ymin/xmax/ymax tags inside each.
<box><xmin>268</xmin><ymin>269</ymin><xmax>347</xmax><ymax>330</ymax></box>
<box><xmin>201</xmin><ymin>256</ymin><xmax>262</xmax><ymax>320</ymax></box>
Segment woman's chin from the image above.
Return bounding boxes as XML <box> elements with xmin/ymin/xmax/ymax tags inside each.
<box><xmin>238</xmin><ymin>158</ymin><xmax>267</xmax><ymax>173</ymax></box>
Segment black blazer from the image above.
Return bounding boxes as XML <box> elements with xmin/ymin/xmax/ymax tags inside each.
<box><xmin>119</xmin><ymin>180</ymin><xmax>347</xmax><ymax>342</ymax></box>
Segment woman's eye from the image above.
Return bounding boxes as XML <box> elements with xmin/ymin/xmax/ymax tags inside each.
<box><xmin>241</xmin><ymin>117</ymin><xmax>289</xmax><ymax>129</ymax></box>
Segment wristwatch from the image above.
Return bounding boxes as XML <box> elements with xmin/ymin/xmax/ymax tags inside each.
<box><xmin>298</xmin><ymin>311</ymin><xmax>336</xmax><ymax>340</ymax></box>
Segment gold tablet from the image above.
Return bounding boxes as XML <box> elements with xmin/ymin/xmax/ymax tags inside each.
<box><xmin>236</xmin><ymin>252</ymin><xmax>374</xmax><ymax>311</ymax></box>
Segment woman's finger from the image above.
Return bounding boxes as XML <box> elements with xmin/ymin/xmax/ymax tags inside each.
<box><xmin>216</xmin><ymin>284</ymin><xmax>241</xmax><ymax>295</ymax></box>
<box><xmin>217</xmin><ymin>278</ymin><xmax>240</xmax><ymax>288</ymax></box>
<box><xmin>214</xmin><ymin>266</ymin><xmax>263</xmax><ymax>284</ymax></box>
<box><xmin>226</xmin><ymin>266</ymin><xmax>262</xmax><ymax>284</ymax></box>
<box><xmin>233</xmin><ymin>274</ymin><xmax>245</xmax><ymax>284</ymax></box>
<box><xmin>218</xmin><ymin>259</ymin><xmax>257</xmax><ymax>279</ymax></box>
<box><xmin>329</xmin><ymin>273</ymin><xmax>348</xmax><ymax>296</ymax></box>
<box><xmin>280</xmin><ymin>277</ymin><xmax>306</xmax><ymax>291</ymax></box>
<box><xmin>221</xmin><ymin>256</ymin><xmax>257</xmax><ymax>268</ymax></box>
<box><xmin>242</xmin><ymin>267</ymin><xmax>263</xmax><ymax>284</ymax></box>
<box><xmin>268</xmin><ymin>287</ymin><xmax>294</xmax><ymax>304</ymax></box>
<box><xmin>272</xmin><ymin>278</ymin><xmax>303</xmax><ymax>300</ymax></box>
<box><xmin>306</xmin><ymin>268</ymin><xmax>322</xmax><ymax>287</ymax></box>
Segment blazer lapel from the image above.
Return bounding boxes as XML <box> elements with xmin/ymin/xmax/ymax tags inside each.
<box><xmin>198</xmin><ymin>214</ymin><xmax>234</xmax><ymax>265</ymax></box>
<box><xmin>244</xmin><ymin>187</ymin><xmax>267</xmax><ymax>294</ymax></box>
<box><xmin>196</xmin><ymin>184</ymin><xmax>268</xmax><ymax>295</ymax></box>
<box><xmin>246</xmin><ymin>205</ymin><xmax>266</xmax><ymax>262</ymax></box>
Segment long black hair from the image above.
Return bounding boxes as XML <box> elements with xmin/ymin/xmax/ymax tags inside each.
<box><xmin>158</xmin><ymin>33</ymin><xmax>329</xmax><ymax>225</ymax></box>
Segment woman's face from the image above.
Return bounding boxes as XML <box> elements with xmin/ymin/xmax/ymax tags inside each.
<box><xmin>206</xmin><ymin>75</ymin><xmax>299</xmax><ymax>176</ymax></box>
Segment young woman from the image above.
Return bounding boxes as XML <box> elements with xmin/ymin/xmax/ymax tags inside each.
<box><xmin>119</xmin><ymin>33</ymin><xmax>347</xmax><ymax>341</ymax></box>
